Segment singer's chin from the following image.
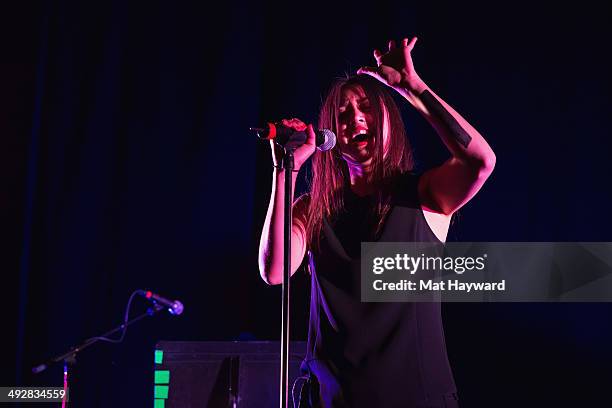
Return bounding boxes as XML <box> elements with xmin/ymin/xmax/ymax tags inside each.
<box><xmin>341</xmin><ymin>148</ymin><xmax>373</xmax><ymax>166</ymax></box>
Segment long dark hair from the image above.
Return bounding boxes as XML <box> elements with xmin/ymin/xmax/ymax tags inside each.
<box><xmin>306</xmin><ymin>75</ymin><xmax>415</xmax><ymax>249</ymax></box>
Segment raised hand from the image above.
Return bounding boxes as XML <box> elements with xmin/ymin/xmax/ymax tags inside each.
<box><xmin>357</xmin><ymin>37</ymin><xmax>425</xmax><ymax>94</ymax></box>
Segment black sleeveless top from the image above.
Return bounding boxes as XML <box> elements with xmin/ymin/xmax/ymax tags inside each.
<box><xmin>302</xmin><ymin>172</ymin><xmax>457</xmax><ymax>408</ymax></box>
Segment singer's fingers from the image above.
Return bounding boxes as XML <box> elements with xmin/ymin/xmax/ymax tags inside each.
<box><xmin>305</xmin><ymin>124</ymin><xmax>316</xmax><ymax>146</ymax></box>
<box><xmin>291</xmin><ymin>118</ymin><xmax>307</xmax><ymax>131</ymax></box>
<box><xmin>373</xmin><ymin>49</ymin><xmax>383</xmax><ymax>64</ymax></box>
<box><xmin>281</xmin><ymin>117</ymin><xmax>307</xmax><ymax>131</ymax></box>
<box><xmin>406</xmin><ymin>37</ymin><xmax>417</xmax><ymax>50</ymax></box>
<box><xmin>388</xmin><ymin>40</ymin><xmax>396</xmax><ymax>51</ymax></box>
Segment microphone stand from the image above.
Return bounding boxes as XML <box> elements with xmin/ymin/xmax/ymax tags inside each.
<box><xmin>280</xmin><ymin>148</ymin><xmax>294</xmax><ymax>408</ymax></box>
<box><xmin>32</xmin><ymin>303</ymin><xmax>166</xmax><ymax>401</ymax></box>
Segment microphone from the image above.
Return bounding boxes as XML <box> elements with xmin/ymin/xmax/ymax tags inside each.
<box><xmin>138</xmin><ymin>290</ymin><xmax>184</xmax><ymax>316</ymax></box>
<box><xmin>250</xmin><ymin>123</ymin><xmax>336</xmax><ymax>152</ymax></box>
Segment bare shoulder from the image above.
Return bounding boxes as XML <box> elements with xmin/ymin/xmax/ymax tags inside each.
<box><xmin>293</xmin><ymin>193</ymin><xmax>311</xmax><ymax>228</ymax></box>
<box><xmin>293</xmin><ymin>193</ymin><xmax>310</xmax><ymax>212</ymax></box>
<box><xmin>294</xmin><ymin>193</ymin><xmax>310</xmax><ymax>206</ymax></box>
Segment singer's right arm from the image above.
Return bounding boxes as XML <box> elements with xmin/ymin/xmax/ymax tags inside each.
<box><xmin>258</xmin><ymin>168</ymin><xmax>309</xmax><ymax>285</ymax></box>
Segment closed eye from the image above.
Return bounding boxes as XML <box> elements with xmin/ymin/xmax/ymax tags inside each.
<box><xmin>338</xmin><ymin>105</ymin><xmax>370</xmax><ymax>117</ymax></box>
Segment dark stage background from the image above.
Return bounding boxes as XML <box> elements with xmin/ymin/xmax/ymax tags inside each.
<box><xmin>3</xmin><ymin>1</ymin><xmax>612</xmax><ymax>406</ymax></box>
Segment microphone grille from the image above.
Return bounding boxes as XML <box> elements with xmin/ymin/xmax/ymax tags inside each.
<box><xmin>170</xmin><ymin>300</ymin><xmax>184</xmax><ymax>316</ymax></box>
<box><xmin>317</xmin><ymin>129</ymin><xmax>337</xmax><ymax>152</ymax></box>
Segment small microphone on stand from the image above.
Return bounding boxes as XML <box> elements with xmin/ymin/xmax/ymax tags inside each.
<box><xmin>138</xmin><ymin>290</ymin><xmax>184</xmax><ymax>316</ymax></box>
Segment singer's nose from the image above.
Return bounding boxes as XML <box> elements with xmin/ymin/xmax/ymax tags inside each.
<box><xmin>350</xmin><ymin>110</ymin><xmax>366</xmax><ymax>127</ymax></box>
<box><xmin>343</xmin><ymin>104</ymin><xmax>365</xmax><ymax>124</ymax></box>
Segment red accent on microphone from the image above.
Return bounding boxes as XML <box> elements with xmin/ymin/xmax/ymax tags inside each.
<box><xmin>267</xmin><ymin>122</ymin><xmax>277</xmax><ymax>140</ymax></box>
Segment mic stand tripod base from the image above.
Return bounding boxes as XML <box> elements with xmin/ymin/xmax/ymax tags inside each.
<box><xmin>31</xmin><ymin>304</ymin><xmax>167</xmax><ymax>404</ymax></box>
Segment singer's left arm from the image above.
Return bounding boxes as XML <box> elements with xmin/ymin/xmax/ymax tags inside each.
<box><xmin>399</xmin><ymin>81</ymin><xmax>496</xmax><ymax>215</ymax></box>
<box><xmin>358</xmin><ymin>37</ymin><xmax>496</xmax><ymax>215</ymax></box>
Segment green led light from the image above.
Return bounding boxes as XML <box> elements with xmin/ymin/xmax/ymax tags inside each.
<box><xmin>154</xmin><ymin>350</ymin><xmax>164</xmax><ymax>365</ymax></box>
<box><xmin>153</xmin><ymin>398</ymin><xmax>165</xmax><ymax>408</ymax></box>
<box><xmin>154</xmin><ymin>385</ymin><xmax>169</xmax><ymax>399</ymax></box>
<box><xmin>154</xmin><ymin>370</ymin><xmax>170</xmax><ymax>384</ymax></box>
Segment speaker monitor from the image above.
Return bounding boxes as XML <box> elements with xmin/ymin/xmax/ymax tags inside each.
<box><xmin>154</xmin><ymin>341</ymin><xmax>308</xmax><ymax>407</ymax></box>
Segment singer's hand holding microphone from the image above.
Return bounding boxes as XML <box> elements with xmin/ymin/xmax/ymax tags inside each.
<box><xmin>274</xmin><ymin>118</ymin><xmax>315</xmax><ymax>171</ymax></box>
<box><xmin>251</xmin><ymin>117</ymin><xmax>336</xmax><ymax>171</ymax></box>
